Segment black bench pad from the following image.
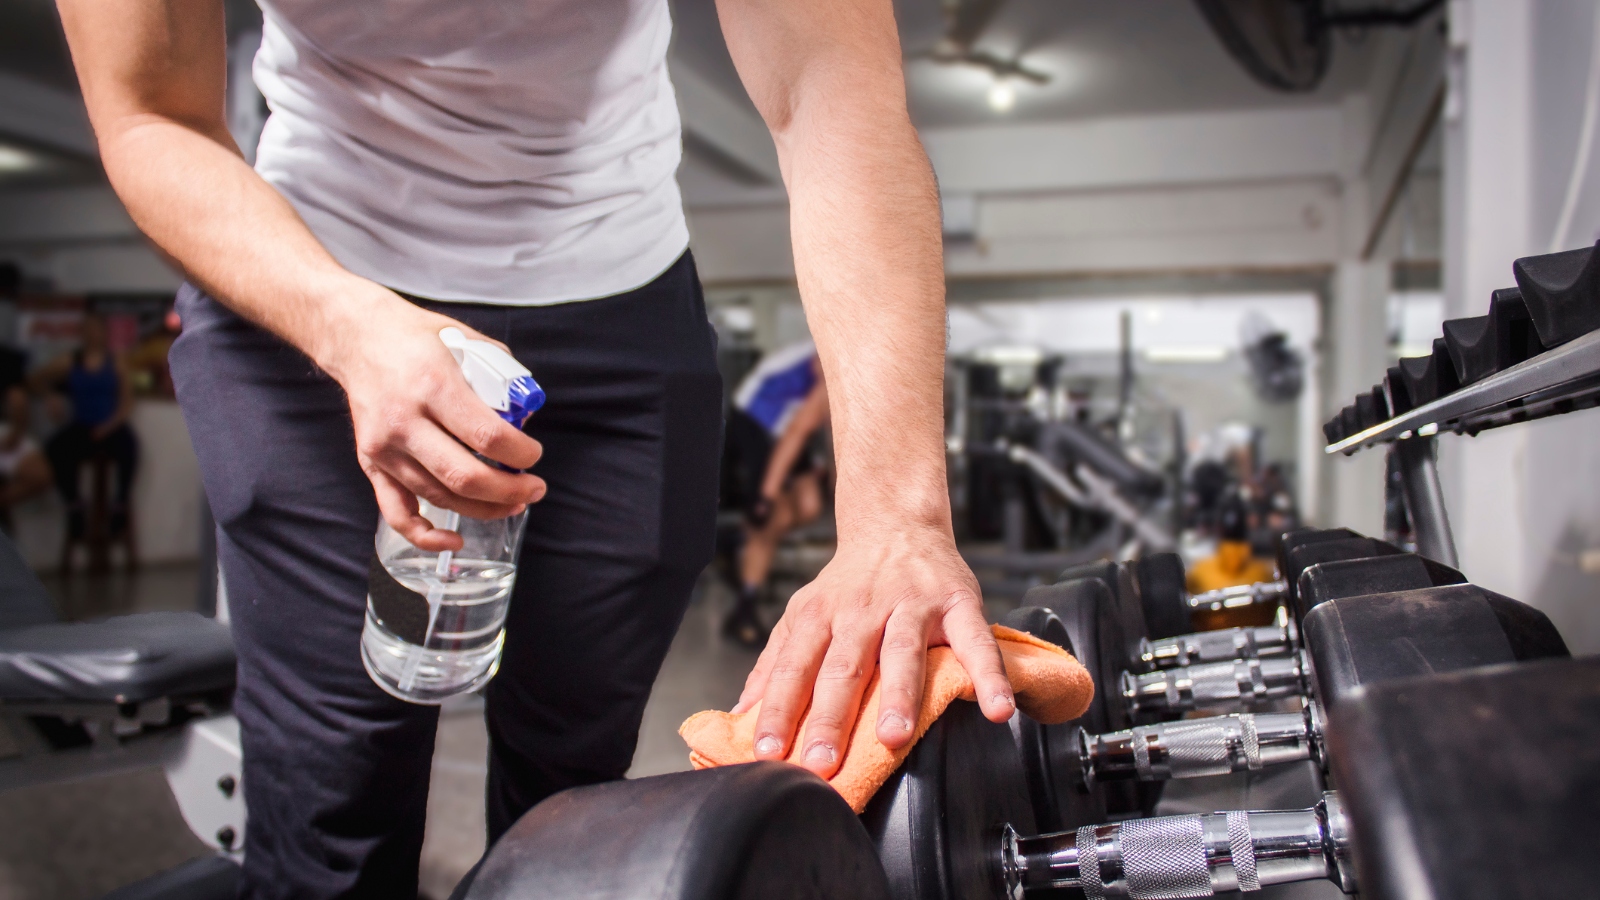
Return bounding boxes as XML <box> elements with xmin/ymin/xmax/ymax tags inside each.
<box><xmin>0</xmin><ymin>612</ymin><xmax>235</xmax><ymax>705</ymax></box>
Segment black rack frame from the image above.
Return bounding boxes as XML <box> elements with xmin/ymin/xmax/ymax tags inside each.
<box><xmin>1324</xmin><ymin>324</ymin><xmax>1600</xmax><ymax>568</ymax></box>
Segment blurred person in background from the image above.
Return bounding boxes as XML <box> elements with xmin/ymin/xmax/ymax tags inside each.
<box><xmin>723</xmin><ymin>342</ymin><xmax>830</xmax><ymax>647</ymax></box>
<box><xmin>33</xmin><ymin>313</ymin><xmax>138</xmax><ymax>543</ymax></box>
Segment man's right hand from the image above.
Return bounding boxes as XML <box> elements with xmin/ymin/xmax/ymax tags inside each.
<box><xmin>318</xmin><ymin>282</ymin><xmax>546</xmax><ymax>552</ymax></box>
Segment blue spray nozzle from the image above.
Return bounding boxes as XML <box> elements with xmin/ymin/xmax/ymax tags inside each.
<box><xmin>503</xmin><ymin>374</ymin><xmax>545</xmax><ymax>427</ymax></box>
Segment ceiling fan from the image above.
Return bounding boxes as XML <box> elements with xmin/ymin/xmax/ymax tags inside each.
<box><xmin>911</xmin><ymin>0</ymin><xmax>1050</xmax><ymax>108</ymax></box>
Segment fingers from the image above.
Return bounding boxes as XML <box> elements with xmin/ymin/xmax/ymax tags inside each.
<box><xmin>798</xmin><ymin>622</ymin><xmax>880</xmax><ymax>779</ymax></box>
<box><xmin>426</xmin><ymin>357</ymin><xmax>544</xmax><ymax>471</ymax></box>
<box><xmin>367</xmin><ymin>466</ymin><xmax>463</xmax><ymax>552</ymax></box>
<box><xmin>943</xmin><ymin>593</ymin><xmax>1015</xmax><ymax>723</ymax></box>
<box><xmin>874</xmin><ymin>609</ymin><xmax>929</xmax><ymax>749</ymax></box>
<box><xmin>377</xmin><ymin>451</ymin><xmax>534</xmax><ymax>521</ymax></box>
<box><xmin>751</xmin><ymin>603</ymin><xmax>831</xmax><ymax>766</ymax></box>
<box><xmin>733</xmin><ymin>616</ymin><xmax>791</xmax><ymax>714</ymax></box>
<box><xmin>396</xmin><ymin>418</ymin><xmax>545</xmax><ymax>507</ymax></box>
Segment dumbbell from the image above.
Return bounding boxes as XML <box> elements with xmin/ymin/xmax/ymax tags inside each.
<box><xmin>1008</xmin><ymin>579</ymin><xmax>1567</xmax><ymax>836</ymax></box>
<box><xmin>1124</xmin><ymin>526</ymin><xmax>1413</xmax><ymax>675</ymax></box>
<box><xmin>452</xmin><ymin>651</ymin><xmax>1600</xmax><ymax>900</ymax></box>
<box><xmin>1119</xmin><ymin>534</ymin><xmax>1470</xmax><ymax>720</ymax></box>
<box><xmin>999</xmin><ymin>790</ymin><xmax>1356</xmax><ymax>898</ymax></box>
<box><xmin>868</xmin><ymin>696</ymin><xmax>1358</xmax><ymax>900</ymax></box>
<box><xmin>1013</xmin><ymin>536</ymin><xmax>1452</xmax><ymax>801</ymax></box>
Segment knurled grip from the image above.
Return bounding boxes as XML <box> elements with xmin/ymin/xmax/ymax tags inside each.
<box><xmin>1162</xmin><ymin>721</ymin><xmax>1232</xmax><ymax>777</ymax></box>
<box><xmin>1226</xmin><ymin>810</ymin><xmax>1260</xmax><ymax>892</ymax></box>
<box><xmin>1239</xmin><ymin>714</ymin><xmax>1261</xmax><ymax>769</ymax></box>
<box><xmin>1119</xmin><ymin>817</ymin><xmax>1214</xmax><ymax>899</ymax></box>
<box><xmin>1078</xmin><ymin>825</ymin><xmax>1105</xmax><ymax>900</ymax></box>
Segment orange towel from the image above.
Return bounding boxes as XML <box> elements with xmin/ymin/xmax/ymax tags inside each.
<box><xmin>679</xmin><ymin>624</ymin><xmax>1095</xmax><ymax>813</ymax></box>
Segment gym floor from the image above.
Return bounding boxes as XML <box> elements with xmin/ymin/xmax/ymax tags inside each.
<box><xmin>0</xmin><ymin>568</ymin><xmax>762</xmax><ymax>900</ymax></box>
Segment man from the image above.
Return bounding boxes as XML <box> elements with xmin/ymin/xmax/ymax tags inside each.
<box><xmin>57</xmin><ymin>0</ymin><xmax>1014</xmax><ymax>896</ymax></box>
<box><xmin>723</xmin><ymin>341</ymin><xmax>829</xmax><ymax>646</ymax></box>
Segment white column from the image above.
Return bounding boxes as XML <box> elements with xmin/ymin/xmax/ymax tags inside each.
<box><xmin>1442</xmin><ymin>0</ymin><xmax>1600</xmax><ymax>652</ymax></box>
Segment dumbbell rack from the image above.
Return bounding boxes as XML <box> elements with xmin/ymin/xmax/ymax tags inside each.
<box><xmin>1322</xmin><ymin>242</ymin><xmax>1600</xmax><ymax>568</ymax></box>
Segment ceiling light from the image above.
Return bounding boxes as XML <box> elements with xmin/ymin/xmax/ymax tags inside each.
<box><xmin>986</xmin><ymin>80</ymin><xmax>1016</xmax><ymax>113</ymax></box>
<box><xmin>1144</xmin><ymin>346</ymin><xmax>1229</xmax><ymax>363</ymax></box>
<box><xmin>0</xmin><ymin>145</ymin><xmax>40</xmax><ymax>173</ymax></box>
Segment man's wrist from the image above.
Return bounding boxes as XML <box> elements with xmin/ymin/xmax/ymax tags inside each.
<box><xmin>832</xmin><ymin>477</ymin><xmax>952</xmax><ymax>541</ymax></box>
<box><xmin>303</xmin><ymin>275</ymin><xmax>407</xmax><ymax>382</ymax></box>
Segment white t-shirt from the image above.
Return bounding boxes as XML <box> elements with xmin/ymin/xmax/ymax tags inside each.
<box><xmin>252</xmin><ymin>0</ymin><xmax>690</xmax><ymax>305</ymax></box>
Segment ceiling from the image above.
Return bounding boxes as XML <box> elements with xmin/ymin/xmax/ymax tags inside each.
<box><xmin>1</xmin><ymin>0</ymin><xmax>1389</xmax><ymax>135</ymax></box>
<box><xmin>0</xmin><ymin>0</ymin><xmax>1394</xmax><ymax>192</ymax></box>
<box><xmin>670</xmin><ymin>0</ymin><xmax>1386</xmax><ymax>129</ymax></box>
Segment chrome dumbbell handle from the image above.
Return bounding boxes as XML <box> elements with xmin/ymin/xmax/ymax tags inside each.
<box><xmin>1137</xmin><ymin>619</ymin><xmax>1298</xmax><ymax>670</ymax></box>
<box><xmin>1122</xmin><ymin>652</ymin><xmax>1309</xmax><ymax>718</ymax></box>
<box><xmin>1000</xmin><ymin>792</ymin><xmax>1356</xmax><ymax>899</ymax></box>
<box><xmin>1080</xmin><ymin>704</ymin><xmax>1322</xmax><ymax>785</ymax></box>
<box><xmin>1186</xmin><ymin>579</ymin><xmax>1289</xmax><ymax>612</ymax></box>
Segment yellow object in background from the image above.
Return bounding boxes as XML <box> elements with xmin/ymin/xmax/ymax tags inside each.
<box><xmin>1187</xmin><ymin>540</ymin><xmax>1274</xmax><ymax>594</ymax></box>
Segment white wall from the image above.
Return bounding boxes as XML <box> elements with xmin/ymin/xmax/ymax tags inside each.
<box><xmin>1441</xmin><ymin>0</ymin><xmax>1600</xmax><ymax>652</ymax></box>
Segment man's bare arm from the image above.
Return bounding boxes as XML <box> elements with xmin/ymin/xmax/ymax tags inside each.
<box><xmin>717</xmin><ymin>0</ymin><xmax>1013</xmax><ymax>778</ymax></box>
<box><xmin>56</xmin><ymin>0</ymin><xmax>544</xmax><ymax>547</ymax></box>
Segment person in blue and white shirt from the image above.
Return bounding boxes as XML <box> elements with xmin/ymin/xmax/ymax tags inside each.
<box><xmin>725</xmin><ymin>341</ymin><xmax>829</xmax><ymax>645</ymax></box>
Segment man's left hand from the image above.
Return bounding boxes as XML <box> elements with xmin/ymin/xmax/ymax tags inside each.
<box><xmin>732</xmin><ymin>524</ymin><xmax>1014</xmax><ymax>779</ymax></box>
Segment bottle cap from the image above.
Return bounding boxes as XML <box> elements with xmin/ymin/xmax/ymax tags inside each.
<box><xmin>439</xmin><ymin>327</ymin><xmax>546</xmax><ymax>426</ymax></box>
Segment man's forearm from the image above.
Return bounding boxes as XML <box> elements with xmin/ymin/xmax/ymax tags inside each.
<box><xmin>97</xmin><ymin>120</ymin><xmax>382</xmax><ymax>376</ymax></box>
<box><xmin>777</xmin><ymin>102</ymin><xmax>949</xmax><ymax>539</ymax></box>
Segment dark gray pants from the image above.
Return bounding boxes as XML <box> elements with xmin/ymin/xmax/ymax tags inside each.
<box><xmin>170</xmin><ymin>253</ymin><xmax>722</xmax><ymax>900</ymax></box>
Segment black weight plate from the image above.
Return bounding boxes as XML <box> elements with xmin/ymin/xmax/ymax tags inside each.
<box><xmin>1017</xmin><ymin>580</ymin><xmax>1149</xmax><ymax>817</ymax></box>
<box><xmin>1283</xmin><ymin>537</ymin><xmax>1402</xmax><ymax>622</ymax></box>
<box><xmin>1303</xmin><ymin>583</ymin><xmax>1568</xmax><ymax>711</ymax></box>
<box><xmin>1000</xmin><ymin>606</ymin><xmax>1109</xmax><ymax>835</ymax></box>
<box><xmin>1057</xmin><ymin>560</ymin><xmax>1145</xmax><ymax>672</ymax></box>
<box><xmin>1298</xmin><ymin>552</ymin><xmax>1464</xmax><ymax>618</ymax></box>
<box><xmin>1327</xmin><ymin>656</ymin><xmax>1600</xmax><ymax>900</ymax></box>
<box><xmin>465</xmin><ymin>763</ymin><xmax>890</xmax><ymax>900</ymax></box>
<box><xmin>1274</xmin><ymin>527</ymin><xmax>1363</xmax><ymax>589</ymax></box>
<box><xmin>863</xmin><ymin>701</ymin><xmax>1035</xmax><ymax>900</ymax></box>
<box><xmin>1134</xmin><ymin>552</ymin><xmax>1191</xmax><ymax>640</ymax></box>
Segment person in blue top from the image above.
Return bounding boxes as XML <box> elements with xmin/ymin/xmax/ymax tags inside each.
<box><xmin>34</xmin><ymin>313</ymin><xmax>139</xmax><ymax>545</ymax></box>
<box><xmin>724</xmin><ymin>341</ymin><xmax>831</xmax><ymax>646</ymax></box>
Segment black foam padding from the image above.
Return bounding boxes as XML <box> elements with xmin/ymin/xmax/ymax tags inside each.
<box><xmin>1000</xmin><ymin>606</ymin><xmax>1108</xmax><ymax>834</ymax></box>
<box><xmin>1322</xmin><ymin>418</ymin><xmax>1343</xmax><ymax>445</ymax></box>
<box><xmin>1384</xmin><ymin>365</ymin><xmax>1413</xmax><ymax>416</ymax></box>
<box><xmin>1135</xmin><ymin>552</ymin><xmax>1191</xmax><ymax>640</ymax></box>
<box><xmin>863</xmin><ymin>701</ymin><xmax>1034</xmax><ymax>900</ymax></box>
<box><xmin>1369</xmin><ymin>385</ymin><xmax>1390</xmax><ymax>424</ymax></box>
<box><xmin>1440</xmin><ymin>288</ymin><xmax>1547</xmax><ymax>385</ymax></box>
<box><xmin>1284</xmin><ymin>537</ymin><xmax>1402</xmax><ymax>623</ymax></box>
<box><xmin>1396</xmin><ymin>339</ymin><xmax>1462</xmax><ymax>408</ymax></box>
<box><xmin>0</xmin><ymin>612</ymin><xmax>235</xmax><ymax>704</ymax></box>
<box><xmin>1513</xmin><ymin>241</ymin><xmax>1600</xmax><ymax>347</ymax></box>
<box><xmin>101</xmin><ymin>855</ymin><xmax>241</xmax><ymax>900</ymax></box>
<box><xmin>1296</xmin><ymin>553</ymin><xmax>1463</xmax><ymax>623</ymax></box>
<box><xmin>1338</xmin><ymin>404</ymin><xmax>1361</xmax><ymax>440</ymax></box>
<box><xmin>0</xmin><ymin>528</ymin><xmax>58</xmax><ymax>630</ymax></box>
<box><xmin>468</xmin><ymin>763</ymin><xmax>890</xmax><ymax>900</ymax></box>
<box><xmin>1326</xmin><ymin>656</ymin><xmax>1600</xmax><ymax>900</ymax></box>
<box><xmin>1302</xmin><ymin>584</ymin><xmax>1568</xmax><ymax>712</ymax></box>
<box><xmin>1354</xmin><ymin>391</ymin><xmax>1380</xmax><ymax>430</ymax></box>
<box><xmin>1440</xmin><ymin>314</ymin><xmax>1491</xmax><ymax>382</ymax></box>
